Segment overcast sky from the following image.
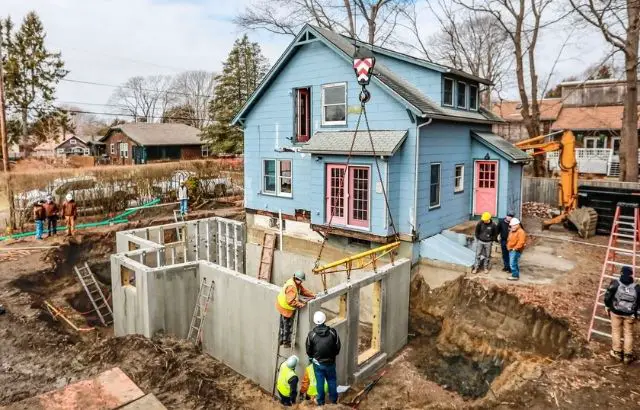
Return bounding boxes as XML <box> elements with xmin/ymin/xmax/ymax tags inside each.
<box><xmin>3</xmin><ymin>0</ymin><xmax>612</xmax><ymax>120</ymax></box>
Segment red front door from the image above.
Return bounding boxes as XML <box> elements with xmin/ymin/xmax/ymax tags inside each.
<box><xmin>474</xmin><ymin>160</ymin><xmax>498</xmax><ymax>216</ymax></box>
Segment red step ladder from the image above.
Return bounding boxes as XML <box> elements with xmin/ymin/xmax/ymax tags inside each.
<box><xmin>587</xmin><ymin>203</ymin><xmax>640</xmax><ymax>341</ymax></box>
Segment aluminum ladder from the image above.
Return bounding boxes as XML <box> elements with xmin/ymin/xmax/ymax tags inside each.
<box><xmin>173</xmin><ymin>210</ymin><xmax>185</xmax><ymax>241</ymax></box>
<box><xmin>271</xmin><ymin>309</ymin><xmax>300</xmax><ymax>397</ymax></box>
<box><xmin>187</xmin><ymin>278</ymin><xmax>214</xmax><ymax>345</ymax></box>
<box><xmin>74</xmin><ymin>262</ymin><xmax>113</xmax><ymax>326</ymax></box>
<box><xmin>587</xmin><ymin>202</ymin><xmax>640</xmax><ymax>341</ymax></box>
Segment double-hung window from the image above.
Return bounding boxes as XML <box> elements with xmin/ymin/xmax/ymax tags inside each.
<box><xmin>110</xmin><ymin>143</ymin><xmax>115</xmax><ymax>154</ymax></box>
<box><xmin>321</xmin><ymin>83</ymin><xmax>347</xmax><ymax>125</ymax></box>
<box><xmin>469</xmin><ymin>84</ymin><xmax>478</xmax><ymax>110</ymax></box>
<box><xmin>457</xmin><ymin>81</ymin><xmax>467</xmax><ymax>109</ymax></box>
<box><xmin>430</xmin><ymin>163</ymin><xmax>441</xmax><ymax>208</ymax></box>
<box><xmin>295</xmin><ymin>88</ymin><xmax>311</xmax><ymax>142</ymax></box>
<box><xmin>443</xmin><ymin>78</ymin><xmax>454</xmax><ymax>106</ymax></box>
<box><xmin>201</xmin><ymin>145</ymin><xmax>210</xmax><ymax>157</ymax></box>
<box><xmin>326</xmin><ymin>164</ymin><xmax>370</xmax><ymax>228</ymax></box>
<box><xmin>120</xmin><ymin>142</ymin><xmax>128</xmax><ymax>158</ymax></box>
<box><xmin>454</xmin><ymin>164</ymin><xmax>464</xmax><ymax>193</ymax></box>
<box><xmin>263</xmin><ymin>159</ymin><xmax>292</xmax><ymax>197</ymax></box>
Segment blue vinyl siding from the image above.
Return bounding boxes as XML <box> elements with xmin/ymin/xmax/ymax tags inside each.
<box><xmin>243</xmin><ymin>40</ymin><xmax>415</xmax><ymax>237</ymax></box>
<box><xmin>507</xmin><ymin>162</ymin><xmax>523</xmax><ymax>216</ymax></box>
<box><xmin>416</xmin><ymin>121</ymin><xmax>477</xmax><ymax>239</ymax></box>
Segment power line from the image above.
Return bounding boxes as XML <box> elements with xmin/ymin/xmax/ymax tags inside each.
<box><xmin>61</xmin><ymin>78</ymin><xmax>216</xmax><ymax>99</ymax></box>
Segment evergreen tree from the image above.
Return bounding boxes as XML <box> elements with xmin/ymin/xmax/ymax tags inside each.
<box><xmin>162</xmin><ymin>104</ymin><xmax>198</xmax><ymax>127</ymax></box>
<box><xmin>203</xmin><ymin>35</ymin><xmax>268</xmax><ymax>153</ymax></box>
<box><xmin>1</xmin><ymin>12</ymin><xmax>67</xmax><ymax>144</ymax></box>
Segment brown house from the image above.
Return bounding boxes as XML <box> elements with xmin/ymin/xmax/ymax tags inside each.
<box><xmin>491</xmin><ymin>99</ymin><xmax>562</xmax><ymax>142</ymax></box>
<box><xmin>55</xmin><ymin>135</ymin><xmax>91</xmax><ymax>157</ymax></box>
<box><xmin>100</xmin><ymin>123</ymin><xmax>209</xmax><ymax>165</ymax></box>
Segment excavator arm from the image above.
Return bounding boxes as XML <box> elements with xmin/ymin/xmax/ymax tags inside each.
<box><xmin>515</xmin><ymin>130</ymin><xmax>597</xmax><ymax>238</ymax></box>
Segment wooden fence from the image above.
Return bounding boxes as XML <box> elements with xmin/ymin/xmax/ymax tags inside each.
<box><xmin>523</xmin><ymin>177</ymin><xmax>640</xmax><ymax>205</ymax></box>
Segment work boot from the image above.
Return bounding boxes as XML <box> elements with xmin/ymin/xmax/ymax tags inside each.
<box><xmin>483</xmin><ymin>268</ymin><xmax>490</xmax><ymax>274</ymax></box>
<box><xmin>507</xmin><ymin>276</ymin><xmax>519</xmax><ymax>281</ymax></box>
<box><xmin>610</xmin><ymin>350</ymin><xmax>623</xmax><ymax>361</ymax></box>
<box><xmin>471</xmin><ymin>267</ymin><xmax>478</xmax><ymax>274</ymax></box>
<box><xmin>624</xmin><ymin>353</ymin><xmax>636</xmax><ymax>365</ymax></box>
<box><xmin>502</xmin><ymin>267</ymin><xmax>510</xmax><ymax>272</ymax></box>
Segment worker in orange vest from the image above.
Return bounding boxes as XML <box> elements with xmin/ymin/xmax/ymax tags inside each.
<box><xmin>276</xmin><ymin>271</ymin><xmax>315</xmax><ymax>347</ymax></box>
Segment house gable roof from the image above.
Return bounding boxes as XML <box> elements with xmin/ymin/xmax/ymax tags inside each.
<box><xmin>492</xmin><ymin>99</ymin><xmax>562</xmax><ymax>122</ymax></box>
<box><xmin>472</xmin><ymin>131</ymin><xmax>531</xmax><ymax>163</ymax></box>
<box><xmin>232</xmin><ymin>25</ymin><xmax>501</xmax><ymax>126</ymax></box>
<box><xmin>300</xmin><ymin>130</ymin><xmax>407</xmax><ymax>156</ymax></box>
<box><xmin>100</xmin><ymin>123</ymin><xmax>203</xmax><ymax>146</ymax></box>
<box><xmin>54</xmin><ymin>136</ymin><xmax>89</xmax><ymax>150</ymax></box>
<box><xmin>551</xmin><ymin>105</ymin><xmax>640</xmax><ymax>131</ymax></box>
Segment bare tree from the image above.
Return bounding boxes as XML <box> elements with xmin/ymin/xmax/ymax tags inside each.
<box><xmin>171</xmin><ymin>71</ymin><xmax>216</xmax><ymax>129</ymax></box>
<box><xmin>407</xmin><ymin>1</ymin><xmax>514</xmax><ymax>107</ymax></box>
<box><xmin>569</xmin><ymin>0</ymin><xmax>640</xmax><ymax>182</ymax></box>
<box><xmin>108</xmin><ymin>75</ymin><xmax>176</xmax><ymax>123</ymax></box>
<box><xmin>452</xmin><ymin>0</ymin><xmax>568</xmax><ymax>176</ymax></box>
<box><xmin>234</xmin><ymin>0</ymin><xmax>415</xmax><ymax>45</ymax></box>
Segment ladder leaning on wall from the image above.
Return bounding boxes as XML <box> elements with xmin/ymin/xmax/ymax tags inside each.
<box><xmin>271</xmin><ymin>311</ymin><xmax>299</xmax><ymax>398</ymax></box>
<box><xmin>187</xmin><ymin>278</ymin><xmax>215</xmax><ymax>345</ymax></box>
<box><xmin>74</xmin><ymin>262</ymin><xmax>113</xmax><ymax>327</ymax></box>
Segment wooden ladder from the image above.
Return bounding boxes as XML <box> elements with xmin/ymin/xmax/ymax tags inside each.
<box><xmin>259</xmin><ymin>233</ymin><xmax>276</xmax><ymax>282</ymax></box>
<box><xmin>187</xmin><ymin>278</ymin><xmax>215</xmax><ymax>345</ymax></box>
<box><xmin>587</xmin><ymin>202</ymin><xmax>640</xmax><ymax>341</ymax></box>
<box><xmin>74</xmin><ymin>262</ymin><xmax>113</xmax><ymax>326</ymax></box>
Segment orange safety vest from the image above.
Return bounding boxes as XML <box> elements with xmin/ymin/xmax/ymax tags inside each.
<box><xmin>277</xmin><ymin>278</ymin><xmax>298</xmax><ymax>311</ymax></box>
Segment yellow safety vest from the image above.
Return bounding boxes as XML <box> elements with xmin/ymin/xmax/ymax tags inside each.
<box><xmin>277</xmin><ymin>362</ymin><xmax>297</xmax><ymax>397</ymax></box>
<box><xmin>306</xmin><ymin>364</ymin><xmax>329</xmax><ymax>397</ymax></box>
<box><xmin>277</xmin><ymin>278</ymin><xmax>298</xmax><ymax>311</ymax></box>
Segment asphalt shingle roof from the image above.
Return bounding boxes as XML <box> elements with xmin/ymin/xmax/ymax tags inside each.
<box><xmin>102</xmin><ymin>123</ymin><xmax>203</xmax><ymax>146</ymax></box>
<box><xmin>301</xmin><ymin>130</ymin><xmax>408</xmax><ymax>156</ymax></box>
<box><xmin>472</xmin><ymin>131</ymin><xmax>531</xmax><ymax>163</ymax></box>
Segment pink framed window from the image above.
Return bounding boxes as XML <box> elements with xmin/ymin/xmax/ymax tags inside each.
<box><xmin>325</xmin><ymin>164</ymin><xmax>370</xmax><ymax>228</ymax></box>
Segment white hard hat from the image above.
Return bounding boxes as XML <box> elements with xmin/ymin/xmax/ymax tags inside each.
<box><xmin>509</xmin><ymin>218</ymin><xmax>520</xmax><ymax>226</ymax></box>
<box><xmin>313</xmin><ymin>311</ymin><xmax>327</xmax><ymax>325</ymax></box>
<box><xmin>285</xmin><ymin>355</ymin><xmax>298</xmax><ymax>369</ymax></box>
<box><xmin>66</xmin><ymin>193</ymin><xmax>73</xmax><ymax>201</ymax></box>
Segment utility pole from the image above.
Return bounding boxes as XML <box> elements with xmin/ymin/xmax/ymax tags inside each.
<box><xmin>0</xmin><ymin>28</ymin><xmax>16</xmax><ymax>232</ymax></box>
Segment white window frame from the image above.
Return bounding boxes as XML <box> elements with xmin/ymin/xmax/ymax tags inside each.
<box><xmin>120</xmin><ymin>142</ymin><xmax>128</xmax><ymax>158</ymax></box>
<box><xmin>443</xmin><ymin>78</ymin><xmax>454</xmax><ymax>107</ymax></box>
<box><xmin>321</xmin><ymin>82</ymin><xmax>347</xmax><ymax>126</ymax></box>
<box><xmin>110</xmin><ymin>143</ymin><xmax>115</xmax><ymax>154</ymax></box>
<box><xmin>469</xmin><ymin>84</ymin><xmax>478</xmax><ymax>111</ymax></box>
<box><xmin>454</xmin><ymin>164</ymin><xmax>465</xmax><ymax>193</ymax></box>
<box><xmin>584</xmin><ymin>136</ymin><xmax>607</xmax><ymax>149</ymax></box>
<box><xmin>456</xmin><ymin>81</ymin><xmax>467</xmax><ymax>109</ymax></box>
<box><xmin>56</xmin><ymin>148</ymin><xmax>65</xmax><ymax>155</ymax></box>
<box><xmin>201</xmin><ymin>145</ymin><xmax>210</xmax><ymax>157</ymax></box>
<box><xmin>262</xmin><ymin>159</ymin><xmax>293</xmax><ymax>198</ymax></box>
<box><xmin>70</xmin><ymin>139</ymin><xmax>76</xmax><ymax>145</ymax></box>
<box><xmin>429</xmin><ymin>162</ymin><xmax>442</xmax><ymax>209</ymax></box>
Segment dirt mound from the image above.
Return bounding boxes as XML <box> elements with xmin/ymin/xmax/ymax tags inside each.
<box><xmin>407</xmin><ymin>275</ymin><xmax>582</xmax><ymax>399</ymax></box>
<box><xmin>84</xmin><ymin>335</ymin><xmax>276</xmax><ymax>410</ymax></box>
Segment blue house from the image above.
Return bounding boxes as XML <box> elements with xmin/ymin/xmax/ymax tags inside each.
<box><xmin>233</xmin><ymin>25</ymin><xmax>530</xmax><ymax>260</ymax></box>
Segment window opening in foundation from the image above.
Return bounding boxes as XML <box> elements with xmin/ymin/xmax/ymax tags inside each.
<box><xmin>357</xmin><ymin>281</ymin><xmax>382</xmax><ymax>365</ymax></box>
<box><xmin>320</xmin><ymin>294</ymin><xmax>347</xmax><ymax>326</ymax></box>
<box><xmin>121</xmin><ymin>266</ymin><xmax>136</xmax><ymax>287</ymax></box>
<box><xmin>163</xmin><ymin>227</ymin><xmax>179</xmax><ymax>244</ymax></box>
<box><xmin>128</xmin><ymin>241</ymin><xmax>140</xmax><ymax>251</ymax></box>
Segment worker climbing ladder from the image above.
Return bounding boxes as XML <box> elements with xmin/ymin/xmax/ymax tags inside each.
<box><xmin>587</xmin><ymin>202</ymin><xmax>640</xmax><ymax>341</ymax></box>
<box><xmin>74</xmin><ymin>262</ymin><xmax>113</xmax><ymax>326</ymax></box>
<box><xmin>187</xmin><ymin>278</ymin><xmax>214</xmax><ymax>345</ymax></box>
<box><xmin>271</xmin><ymin>311</ymin><xmax>299</xmax><ymax>397</ymax></box>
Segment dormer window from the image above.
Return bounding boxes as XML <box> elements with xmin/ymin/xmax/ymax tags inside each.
<box><xmin>443</xmin><ymin>78</ymin><xmax>454</xmax><ymax>107</ymax></box>
<box><xmin>469</xmin><ymin>84</ymin><xmax>478</xmax><ymax>110</ymax></box>
<box><xmin>457</xmin><ymin>81</ymin><xmax>467</xmax><ymax>109</ymax></box>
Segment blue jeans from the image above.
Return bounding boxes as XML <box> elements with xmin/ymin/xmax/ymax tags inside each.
<box><xmin>180</xmin><ymin>199</ymin><xmax>188</xmax><ymax>215</ymax></box>
<box><xmin>313</xmin><ymin>362</ymin><xmax>338</xmax><ymax>405</ymax></box>
<box><xmin>35</xmin><ymin>220</ymin><xmax>44</xmax><ymax>240</ymax></box>
<box><xmin>509</xmin><ymin>250</ymin><xmax>521</xmax><ymax>278</ymax></box>
<box><xmin>500</xmin><ymin>240</ymin><xmax>510</xmax><ymax>270</ymax></box>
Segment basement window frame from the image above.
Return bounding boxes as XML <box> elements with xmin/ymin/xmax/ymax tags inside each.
<box><xmin>262</xmin><ymin>159</ymin><xmax>293</xmax><ymax>198</ymax></box>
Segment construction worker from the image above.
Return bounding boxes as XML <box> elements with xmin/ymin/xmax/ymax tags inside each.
<box><xmin>506</xmin><ymin>218</ymin><xmax>526</xmax><ymax>281</ymax></box>
<box><xmin>306</xmin><ymin>311</ymin><xmax>341</xmax><ymax>406</ymax></box>
<box><xmin>498</xmin><ymin>211</ymin><xmax>515</xmax><ymax>273</ymax></box>
<box><xmin>276</xmin><ymin>271</ymin><xmax>315</xmax><ymax>347</ymax></box>
<box><xmin>33</xmin><ymin>200</ymin><xmax>46</xmax><ymax>240</ymax></box>
<box><xmin>43</xmin><ymin>195</ymin><xmax>59</xmax><ymax>237</ymax></box>
<box><xmin>472</xmin><ymin>212</ymin><xmax>498</xmax><ymax>274</ymax></box>
<box><xmin>178</xmin><ymin>181</ymin><xmax>188</xmax><ymax>215</ymax></box>
<box><xmin>300</xmin><ymin>362</ymin><xmax>329</xmax><ymax>403</ymax></box>
<box><xmin>62</xmin><ymin>193</ymin><xmax>78</xmax><ymax>236</ymax></box>
<box><xmin>276</xmin><ymin>355</ymin><xmax>299</xmax><ymax>406</ymax></box>
<box><xmin>604</xmin><ymin>266</ymin><xmax>640</xmax><ymax>364</ymax></box>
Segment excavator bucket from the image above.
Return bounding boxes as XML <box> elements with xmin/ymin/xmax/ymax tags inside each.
<box><xmin>567</xmin><ymin>207</ymin><xmax>598</xmax><ymax>239</ymax></box>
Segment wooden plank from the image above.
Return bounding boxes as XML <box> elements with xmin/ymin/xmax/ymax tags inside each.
<box><xmin>371</xmin><ymin>281</ymin><xmax>382</xmax><ymax>352</ymax></box>
<box><xmin>338</xmin><ymin>294</ymin><xmax>347</xmax><ymax>319</ymax></box>
<box><xmin>258</xmin><ymin>233</ymin><xmax>276</xmax><ymax>282</ymax></box>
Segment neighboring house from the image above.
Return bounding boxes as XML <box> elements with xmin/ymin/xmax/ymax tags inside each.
<box><xmin>100</xmin><ymin>123</ymin><xmax>208</xmax><ymax>165</ymax></box>
<box><xmin>31</xmin><ymin>140</ymin><xmax>59</xmax><ymax>158</ymax></box>
<box><xmin>492</xmin><ymin>98</ymin><xmax>562</xmax><ymax>142</ymax></box>
<box><xmin>54</xmin><ymin>135</ymin><xmax>91</xmax><ymax>157</ymax></box>
<box><xmin>232</xmin><ymin>24</ymin><xmax>529</xmax><ymax>260</ymax></box>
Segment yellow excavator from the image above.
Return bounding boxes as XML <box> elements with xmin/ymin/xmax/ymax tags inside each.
<box><xmin>515</xmin><ymin>130</ymin><xmax>598</xmax><ymax>238</ymax></box>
